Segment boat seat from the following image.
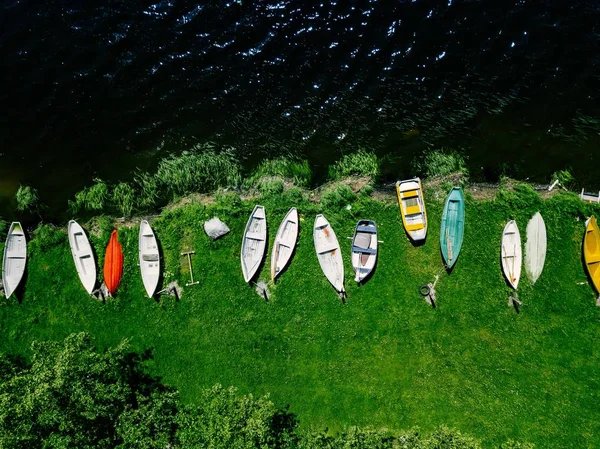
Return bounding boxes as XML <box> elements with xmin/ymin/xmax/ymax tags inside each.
<box><xmin>246</xmin><ymin>232</ymin><xmax>265</xmax><ymax>241</ymax></box>
<box><xmin>318</xmin><ymin>245</ymin><xmax>338</xmax><ymax>254</ymax></box>
<box><xmin>143</xmin><ymin>254</ymin><xmax>160</xmax><ymax>262</ymax></box>
<box><xmin>7</xmin><ymin>256</ymin><xmax>25</xmax><ymax>259</ymax></box>
<box><xmin>401</xmin><ymin>190</ymin><xmax>418</xmax><ymax>199</ymax></box>
<box><xmin>356</xmin><ymin>225</ymin><xmax>376</xmax><ymax>233</ymax></box>
<box><xmin>586</xmin><ymin>252</ymin><xmax>600</xmax><ymax>264</ymax></box>
<box><xmin>352</xmin><ymin>246</ymin><xmax>376</xmax><ymax>255</ymax></box>
<box><xmin>405</xmin><ymin>205</ymin><xmax>422</xmax><ymax>215</ymax></box>
<box><xmin>405</xmin><ymin>223</ymin><xmax>425</xmax><ymax>231</ymax></box>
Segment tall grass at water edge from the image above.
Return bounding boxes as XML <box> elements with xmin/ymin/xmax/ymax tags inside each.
<box><xmin>243</xmin><ymin>157</ymin><xmax>312</xmax><ymax>189</ymax></box>
<box><xmin>65</xmin><ymin>147</ymin><xmax>474</xmax><ymax>218</ymax></box>
<box><xmin>154</xmin><ymin>144</ymin><xmax>241</xmax><ymax>196</ymax></box>
<box><xmin>412</xmin><ymin>149</ymin><xmax>469</xmax><ymax>183</ymax></box>
<box><xmin>68</xmin><ymin>145</ymin><xmax>242</xmax><ymax>217</ymax></box>
<box><xmin>15</xmin><ymin>185</ymin><xmax>41</xmax><ymax>213</ymax></box>
<box><xmin>328</xmin><ymin>148</ymin><xmax>381</xmax><ymax>181</ymax></box>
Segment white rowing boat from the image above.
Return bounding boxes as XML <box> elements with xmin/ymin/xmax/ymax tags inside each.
<box><xmin>2</xmin><ymin>222</ymin><xmax>27</xmax><ymax>299</ymax></box>
<box><xmin>241</xmin><ymin>205</ymin><xmax>267</xmax><ymax>283</ymax></box>
<box><xmin>501</xmin><ymin>220</ymin><xmax>522</xmax><ymax>290</ymax></box>
<box><xmin>525</xmin><ymin>212</ymin><xmax>546</xmax><ymax>284</ymax></box>
<box><xmin>271</xmin><ymin>207</ymin><xmax>299</xmax><ymax>282</ymax></box>
<box><xmin>139</xmin><ymin>220</ymin><xmax>160</xmax><ymax>297</ymax></box>
<box><xmin>351</xmin><ymin>220</ymin><xmax>378</xmax><ymax>283</ymax></box>
<box><xmin>68</xmin><ymin>220</ymin><xmax>96</xmax><ymax>294</ymax></box>
<box><xmin>314</xmin><ymin>214</ymin><xmax>345</xmax><ymax>295</ymax></box>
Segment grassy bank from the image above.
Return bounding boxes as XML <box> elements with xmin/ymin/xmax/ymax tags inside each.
<box><xmin>1</xmin><ymin>176</ymin><xmax>599</xmax><ymax>447</ymax></box>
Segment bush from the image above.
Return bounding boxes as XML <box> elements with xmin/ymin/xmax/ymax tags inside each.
<box><xmin>15</xmin><ymin>185</ymin><xmax>40</xmax><ymax>212</ymax></box>
<box><xmin>214</xmin><ymin>190</ymin><xmax>243</xmax><ymax>216</ymax></box>
<box><xmin>70</xmin><ymin>178</ymin><xmax>109</xmax><ymax>213</ymax></box>
<box><xmin>321</xmin><ymin>184</ymin><xmax>357</xmax><ymax>209</ymax></box>
<box><xmin>259</xmin><ymin>179</ymin><xmax>285</xmax><ymax>197</ymax></box>
<box><xmin>176</xmin><ymin>385</ymin><xmax>296</xmax><ymax>449</ymax></box>
<box><xmin>545</xmin><ymin>191</ymin><xmax>587</xmax><ymax>218</ymax></box>
<box><xmin>551</xmin><ymin>169</ymin><xmax>575</xmax><ymax>188</ymax></box>
<box><xmin>415</xmin><ymin>149</ymin><xmax>469</xmax><ymax>181</ymax></box>
<box><xmin>245</xmin><ymin>157</ymin><xmax>312</xmax><ymax>188</ymax></box>
<box><xmin>134</xmin><ymin>171</ymin><xmax>160</xmax><ymax>209</ymax></box>
<box><xmin>155</xmin><ymin>144</ymin><xmax>241</xmax><ymax>196</ymax></box>
<box><xmin>112</xmin><ymin>182</ymin><xmax>135</xmax><ymax>217</ymax></box>
<box><xmin>496</xmin><ymin>183</ymin><xmax>541</xmax><ymax>213</ymax></box>
<box><xmin>329</xmin><ymin>149</ymin><xmax>380</xmax><ymax>181</ymax></box>
<box><xmin>31</xmin><ymin>224</ymin><xmax>64</xmax><ymax>252</ymax></box>
<box><xmin>0</xmin><ymin>218</ymin><xmax>8</xmax><ymax>241</ymax></box>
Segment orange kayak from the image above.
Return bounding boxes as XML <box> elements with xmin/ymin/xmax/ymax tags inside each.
<box><xmin>103</xmin><ymin>230</ymin><xmax>123</xmax><ymax>296</ymax></box>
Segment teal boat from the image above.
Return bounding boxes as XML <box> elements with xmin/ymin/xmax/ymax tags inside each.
<box><xmin>440</xmin><ymin>187</ymin><xmax>465</xmax><ymax>269</ymax></box>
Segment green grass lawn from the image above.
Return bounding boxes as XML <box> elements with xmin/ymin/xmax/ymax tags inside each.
<box><xmin>1</xmin><ymin>185</ymin><xmax>599</xmax><ymax>448</ymax></box>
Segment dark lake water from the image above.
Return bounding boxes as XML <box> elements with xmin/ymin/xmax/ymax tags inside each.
<box><xmin>1</xmin><ymin>0</ymin><xmax>599</xmax><ymax>218</ymax></box>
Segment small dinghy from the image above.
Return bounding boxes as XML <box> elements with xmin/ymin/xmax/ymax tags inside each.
<box><xmin>396</xmin><ymin>177</ymin><xmax>427</xmax><ymax>242</ymax></box>
<box><xmin>139</xmin><ymin>220</ymin><xmax>160</xmax><ymax>297</ymax></box>
<box><xmin>103</xmin><ymin>230</ymin><xmax>123</xmax><ymax>297</ymax></box>
<box><xmin>314</xmin><ymin>214</ymin><xmax>345</xmax><ymax>296</ymax></box>
<box><xmin>241</xmin><ymin>205</ymin><xmax>267</xmax><ymax>283</ymax></box>
<box><xmin>440</xmin><ymin>187</ymin><xmax>465</xmax><ymax>269</ymax></box>
<box><xmin>351</xmin><ymin>220</ymin><xmax>378</xmax><ymax>283</ymax></box>
<box><xmin>271</xmin><ymin>207</ymin><xmax>299</xmax><ymax>282</ymax></box>
<box><xmin>68</xmin><ymin>220</ymin><xmax>96</xmax><ymax>294</ymax></box>
<box><xmin>525</xmin><ymin>212</ymin><xmax>547</xmax><ymax>284</ymax></box>
<box><xmin>501</xmin><ymin>220</ymin><xmax>522</xmax><ymax>290</ymax></box>
<box><xmin>2</xmin><ymin>222</ymin><xmax>27</xmax><ymax>299</ymax></box>
<box><xmin>583</xmin><ymin>216</ymin><xmax>600</xmax><ymax>304</ymax></box>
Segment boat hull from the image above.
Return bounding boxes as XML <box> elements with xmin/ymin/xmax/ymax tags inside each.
<box><xmin>584</xmin><ymin>216</ymin><xmax>600</xmax><ymax>295</ymax></box>
<box><xmin>501</xmin><ymin>220</ymin><xmax>522</xmax><ymax>290</ymax></box>
<box><xmin>314</xmin><ymin>214</ymin><xmax>345</xmax><ymax>294</ymax></box>
<box><xmin>241</xmin><ymin>205</ymin><xmax>267</xmax><ymax>283</ymax></box>
<box><xmin>271</xmin><ymin>208</ymin><xmax>299</xmax><ymax>282</ymax></box>
<box><xmin>525</xmin><ymin>212</ymin><xmax>547</xmax><ymax>284</ymax></box>
<box><xmin>139</xmin><ymin>220</ymin><xmax>160</xmax><ymax>297</ymax></box>
<box><xmin>103</xmin><ymin>230</ymin><xmax>123</xmax><ymax>296</ymax></box>
<box><xmin>396</xmin><ymin>178</ymin><xmax>427</xmax><ymax>242</ymax></box>
<box><xmin>440</xmin><ymin>187</ymin><xmax>465</xmax><ymax>269</ymax></box>
<box><xmin>351</xmin><ymin>220</ymin><xmax>378</xmax><ymax>283</ymax></box>
<box><xmin>68</xmin><ymin>220</ymin><xmax>96</xmax><ymax>294</ymax></box>
<box><xmin>2</xmin><ymin>222</ymin><xmax>27</xmax><ymax>299</ymax></box>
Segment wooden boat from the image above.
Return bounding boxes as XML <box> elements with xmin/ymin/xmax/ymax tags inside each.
<box><xmin>583</xmin><ymin>216</ymin><xmax>600</xmax><ymax>302</ymax></box>
<box><xmin>68</xmin><ymin>220</ymin><xmax>96</xmax><ymax>294</ymax></box>
<box><xmin>351</xmin><ymin>220</ymin><xmax>378</xmax><ymax>283</ymax></box>
<box><xmin>314</xmin><ymin>214</ymin><xmax>345</xmax><ymax>295</ymax></box>
<box><xmin>2</xmin><ymin>222</ymin><xmax>27</xmax><ymax>299</ymax></box>
<box><xmin>501</xmin><ymin>220</ymin><xmax>522</xmax><ymax>290</ymax></box>
<box><xmin>396</xmin><ymin>177</ymin><xmax>427</xmax><ymax>242</ymax></box>
<box><xmin>440</xmin><ymin>187</ymin><xmax>465</xmax><ymax>269</ymax></box>
<box><xmin>525</xmin><ymin>212</ymin><xmax>547</xmax><ymax>284</ymax></box>
<box><xmin>103</xmin><ymin>230</ymin><xmax>123</xmax><ymax>296</ymax></box>
<box><xmin>139</xmin><ymin>220</ymin><xmax>160</xmax><ymax>297</ymax></box>
<box><xmin>271</xmin><ymin>207</ymin><xmax>299</xmax><ymax>282</ymax></box>
<box><xmin>241</xmin><ymin>205</ymin><xmax>267</xmax><ymax>283</ymax></box>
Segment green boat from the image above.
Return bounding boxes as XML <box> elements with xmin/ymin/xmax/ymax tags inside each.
<box><xmin>440</xmin><ymin>187</ymin><xmax>465</xmax><ymax>269</ymax></box>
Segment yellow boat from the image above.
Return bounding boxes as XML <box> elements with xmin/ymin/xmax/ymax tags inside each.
<box><xmin>583</xmin><ymin>216</ymin><xmax>600</xmax><ymax>305</ymax></box>
<box><xmin>396</xmin><ymin>177</ymin><xmax>427</xmax><ymax>242</ymax></box>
